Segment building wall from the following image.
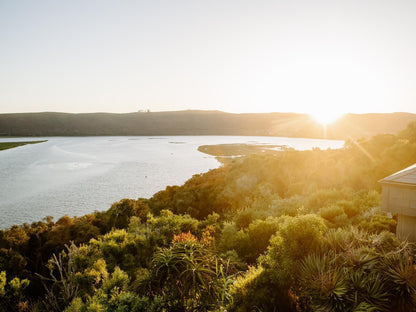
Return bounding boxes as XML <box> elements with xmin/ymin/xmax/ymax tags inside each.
<box><xmin>381</xmin><ymin>183</ymin><xmax>416</xmax><ymax>241</ymax></box>
<box><xmin>381</xmin><ymin>184</ymin><xmax>416</xmax><ymax>217</ymax></box>
<box><xmin>397</xmin><ymin>214</ymin><xmax>416</xmax><ymax>241</ymax></box>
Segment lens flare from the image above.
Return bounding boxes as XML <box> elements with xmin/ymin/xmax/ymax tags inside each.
<box><xmin>309</xmin><ymin>111</ymin><xmax>343</xmax><ymax>125</ymax></box>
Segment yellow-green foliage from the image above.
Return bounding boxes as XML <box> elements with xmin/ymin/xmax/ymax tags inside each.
<box><xmin>75</xmin><ymin>258</ymin><xmax>108</xmax><ymax>297</ymax></box>
<box><xmin>107</xmin><ymin>199</ymin><xmax>150</xmax><ymax>229</ymax></box>
<box><xmin>150</xmin><ymin>240</ymin><xmax>232</xmax><ymax>311</ymax></box>
<box><xmin>90</xmin><ymin>230</ymin><xmax>130</xmax><ymax>271</ymax></box>
<box><xmin>102</xmin><ymin>266</ymin><xmax>129</xmax><ymax>294</ymax></box>
<box><xmin>320</xmin><ymin>204</ymin><xmax>348</xmax><ymax>226</ymax></box>
<box><xmin>84</xmin><ymin>297</ymin><xmax>105</xmax><ymax>312</ymax></box>
<box><xmin>307</xmin><ymin>188</ymin><xmax>353</xmax><ymax>210</ymax></box>
<box><xmin>229</xmin><ymin>265</ymin><xmax>293</xmax><ymax>312</ymax></box>
<box><xmin>360</xmin><ymin>214</ymin><xmax>397</xmax><ymax>234</ymax></box>
<box><xmin>1</xmin><ymin>122</ymin><xmax>416</xmax><ymax>311</ymax></box>
<box><xmin>218</xmin><ymin>218</ymin><xmax>280</xmax><ymax>264</ymax></box>
<box><xmin>0</xmin><ymin>140</ymin><xmax>47</xmax><ymax>151</ymax></box>
<box><xmin>64</xmin><ymin>298</ymin><xmax>83</xmax><ymax>312</ymax></box>
<box><xmin>0</xmin><ymin>271</ymin><xmax>5</xmax><ymax>297</ymax></box>
<box><xmin>266</xmin><ymin>214</ymin><xmax>327</xmax><ymax>285</ymax></box>
<box><xmin>298</xmin><ymin>230</ymin><xmax>416</xmax><ymax>312</ymax></box>
<box><xmin>146</xmin><ymin>210</ymin><xmax>199</xmax><ymax>244</ymax></box>
<box><xmin>0</xmin><ymin>270</ymin><xmax>30</xmax><ymax>311</ymax></box>
<box><xmin>89</xmin><ymin>228</ymin><xmax>150</xmax><ymax>274</ymax></box>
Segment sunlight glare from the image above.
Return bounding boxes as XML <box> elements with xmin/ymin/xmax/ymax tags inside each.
<box><xmin>309</xmin><ymin>111</ymin><xmax>343</xmax><ymax>125</ymax></box>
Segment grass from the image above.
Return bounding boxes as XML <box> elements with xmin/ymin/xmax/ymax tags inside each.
<box><xmin>0</xmin><ymin>140</ymin><xmax>47</xmax><ymax>151</ymax></box>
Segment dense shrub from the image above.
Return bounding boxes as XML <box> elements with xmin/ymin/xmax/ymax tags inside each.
<box><xmin>1</xmin><ymin>122</ymin><xmax>416</xmax><ymax>311</ymax></box>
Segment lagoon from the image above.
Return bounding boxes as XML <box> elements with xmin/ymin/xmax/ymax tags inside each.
<box><xmin>0</xmin><ymin>136</ymin><xmax>344</xmax><ymax>228</ymax></box>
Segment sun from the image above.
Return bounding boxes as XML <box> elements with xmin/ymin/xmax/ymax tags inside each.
<box><xmin>309</xmin><ymin>111</ymin><xmax>343</xmax><ymax>126</ymax></box>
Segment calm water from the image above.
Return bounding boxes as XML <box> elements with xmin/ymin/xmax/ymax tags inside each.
<box><xmin>0</xmin><ymin>136</ymin><xmax>344</xmax><ymax>228</ymax></box>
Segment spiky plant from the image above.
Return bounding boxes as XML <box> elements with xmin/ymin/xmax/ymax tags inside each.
<box><xmin>346</xmin><ymin>269</ymin><xmax>389</xmax><ymax>311</ymax></box>
<box><xmin>383</xmin><ymin>253</ymin><xmax>416</xmax><ymax>312</ymax></box>
<box><xmin>151</xmin><ymin>240</ymin><xmax>232</xmax><ymax>311</ymax></box>
<box><xmin>300</xmin><ymin>254</ymin><xmax>348</xmax><ymax>312</ymax></box>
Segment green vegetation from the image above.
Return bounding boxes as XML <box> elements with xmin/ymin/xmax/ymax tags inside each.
<box><xmin>1</xmin><ymin>122</ymin><xmax>416</xmax><ymax>311</ymax></box>
<box><xmin>198</xmin><ymin>143</ymin><xmax>291</xmax><ymax>156</ymax></box>
<box><xmin>0</xmin><ymin>140</ymin><xmax>47</xmax><ymax>151</ymax></box>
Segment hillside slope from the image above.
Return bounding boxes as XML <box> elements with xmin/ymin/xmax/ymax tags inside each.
<box><xmin>0</xmin><ymin>110</ymin><xmax>415</xmax><ymax>139</ymax></box>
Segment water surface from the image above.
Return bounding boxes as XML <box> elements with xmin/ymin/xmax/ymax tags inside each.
<box><xmin>0</xmin><ymin>136</ymin><xmax>344</xmax><ymax>228</ymax></box>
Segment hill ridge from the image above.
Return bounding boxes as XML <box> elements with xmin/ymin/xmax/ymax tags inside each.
<box><xmin>0</xmin><ymin>110</ymin><xmax>415</xmax><ymax>139</ymax></box>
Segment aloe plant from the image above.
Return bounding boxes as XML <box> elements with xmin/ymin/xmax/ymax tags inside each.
<box><xmin>150</xmin><ymin>240</ymin><xmax>233</xmax><ymax>311</ymax></box>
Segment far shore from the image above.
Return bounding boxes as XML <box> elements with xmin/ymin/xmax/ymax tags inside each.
<box><xmin>0</xmin><ymin>140</ymin><xmax>48</xmax><ymax>151</ymax></box>
<box><xmin>197</xmin><ymin>143</ymin><xmax>294</xmax><ymax>157</ymax></box>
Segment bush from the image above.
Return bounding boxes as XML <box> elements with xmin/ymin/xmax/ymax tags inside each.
<box><xmin>228</xmin><ymin>266</ymin><xmax>294</xmax><ymax>312</ymax></box>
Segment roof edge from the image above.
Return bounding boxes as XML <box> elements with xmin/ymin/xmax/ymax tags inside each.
<box><xmin>379</xmin><ymin>180</ymin><xmax>416</xmax><ymax>187</ymax></box>
<box><xmin>379</xmin><ymin>163</ymin><xmax>416</xmax><ymax>183</ymax></box>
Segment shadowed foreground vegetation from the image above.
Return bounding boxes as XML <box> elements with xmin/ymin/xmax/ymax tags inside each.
<box><xmin>1</xmin><ymin>122</ymin><xmax>416</xmax><ymax>311</ymax></box>
<box><xmin>0</xmin><ymin>140</ymin><xmax>47</xmax><ymax>151</ymax></box>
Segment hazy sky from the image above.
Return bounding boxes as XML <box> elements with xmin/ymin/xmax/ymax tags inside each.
<box><xmin>1</xmin><ymin>0</ymin><xmax>416</xmax><ymax>116</ymax></box>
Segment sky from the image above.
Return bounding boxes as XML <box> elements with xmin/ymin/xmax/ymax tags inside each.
<box><xmin>1</xmin><ymin>0</ymin><xmax>416</xmax><ymax>117</ymax></box>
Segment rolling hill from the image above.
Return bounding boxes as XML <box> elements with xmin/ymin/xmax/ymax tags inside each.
<box><xmin>0</xmin><ymin>110</ymin><xmax>415</xmax><ymax>139</ymax></box>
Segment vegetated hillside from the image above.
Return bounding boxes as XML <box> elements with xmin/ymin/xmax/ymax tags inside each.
<box><xmin>1</xmin><ymin>122</ymin><xmax>416</xmax><ymax>311</ymax></box>
<box><xmin>0</xmin><ymin>110</ymin><xmax>415</xmax><ymax>139</ymax></box>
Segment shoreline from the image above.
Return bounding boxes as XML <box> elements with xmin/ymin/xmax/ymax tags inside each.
<box><xmin>0</xmin><ymin>140</ymin><xmax>47</xmax><ymax>151</ymax></box>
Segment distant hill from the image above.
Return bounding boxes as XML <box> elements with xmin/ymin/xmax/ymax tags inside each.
<box><xmin>0</xmin><ymin>110</ymin><xmax>415</xmax><ymax>139</ymax></box>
